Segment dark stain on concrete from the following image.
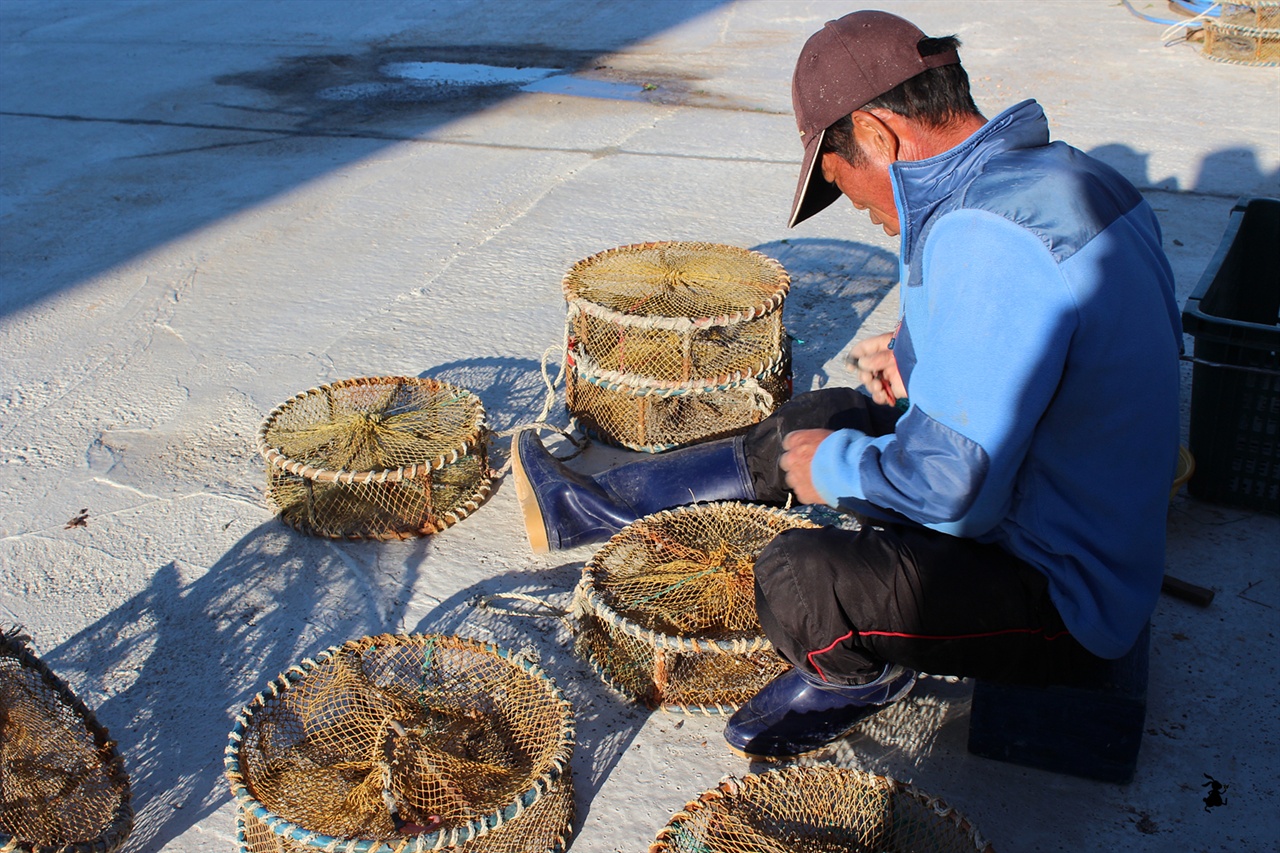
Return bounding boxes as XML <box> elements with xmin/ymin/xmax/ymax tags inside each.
<box><xmin>212</xmin><ymin>43</ymin><xmax>730</xmax><ymax>127</ymax></box>
<box><xmin>218</xmin><ymin>44</ymin><xmax>601</xmax><ymax>109</ymax></box>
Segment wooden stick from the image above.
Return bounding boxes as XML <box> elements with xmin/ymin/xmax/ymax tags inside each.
<box><xmin>1162</xmin><ymin>574</ymin><xmax>1215</xmax><ymax>608</ymax></box>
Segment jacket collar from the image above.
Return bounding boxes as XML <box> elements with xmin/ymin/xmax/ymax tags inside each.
<box><xmin>890</xmin><ymin>99</ymin><xmax>1050</xmax><ymax>259</ymax></box>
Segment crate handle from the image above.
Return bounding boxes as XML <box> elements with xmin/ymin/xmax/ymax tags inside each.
<box><xmin>1180</xmin><ymin>354</ymin><xmax>1280</xmax><ymax>378</ymax></box>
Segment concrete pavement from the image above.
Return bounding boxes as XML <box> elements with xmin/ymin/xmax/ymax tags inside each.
<box><xmin>2</xmin><ymin>1</ymin><xmax>1277</xmax><ymax>850</ymax></box>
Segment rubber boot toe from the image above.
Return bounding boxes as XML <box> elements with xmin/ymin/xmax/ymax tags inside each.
<box><xmin>724</xmin><ymin>665</ymin><xmax>916</xmax><ymax>759</ymax></box>
<box><xmin>510</xmin><ymin>429</ymin><xmax>636</xmax><ymax>552</ymax></box>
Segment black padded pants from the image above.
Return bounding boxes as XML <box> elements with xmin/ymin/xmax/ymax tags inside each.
<box><xmin>741</xmin><ymin>388</ymin><xmax>1106</xmax><ymax>687</ymax></box>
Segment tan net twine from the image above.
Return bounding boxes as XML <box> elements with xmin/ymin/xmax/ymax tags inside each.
<box><xmin>649</xmin><ymin>765</ymin><xmax>995</xmax><ymax>853</ymax></box>
<box><xmin>562</xmin><ymin>242</ymin><xmax>792</xmax><ymax>452</ymax></box>
<box><xmin>572</xmin><ymin>503</ymin><xmax>818</xmax><ymax>714</ymax></box>
<box><xmin>257</xmin><ymin>377</ymin><xmax>492</xmax><ymax>540</ymax></box>
<box><xmin>225</xmin><ymin>634</ymin><xmax>575</xmax><ymax>853</ymax></box>
<box><xmin>1201</xmin><ymin>2</ymin><xmax>1280</xmax><ymax>65</ymax></box>
<box><xmin>0</xmin><ymin>630</ymin><xmax>133</xmax><ymax>853</ymax></box>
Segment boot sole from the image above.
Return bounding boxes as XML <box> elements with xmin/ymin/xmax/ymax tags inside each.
<box><xmin>723</xmin><ymin>699</ymin><xmax>902</xmax><ymax>761</ymax></box>
<box><xmin>510</xmin><ymin>431</ymin><xmax>550</xmax><ymax>553</ymax></box>
<box><xmin>724</xmin><ymin>738</ymin><xmax>839</xmax><ymax>762</ymax></box>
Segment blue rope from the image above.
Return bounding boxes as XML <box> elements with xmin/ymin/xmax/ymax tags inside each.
<box><xmin>1121</xmin><ymin>0</ymin><xmax>1221</xmax><ymax>26</ymax></box>
<box><xmin>1169</xmin><ymin>0</ymin><xmax>1222</xmax><ymax>17</ymax></box>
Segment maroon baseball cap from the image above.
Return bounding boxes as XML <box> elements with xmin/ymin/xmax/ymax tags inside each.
<box><xmin>788</xmin><ymin>11</ymin><xmax>960</xmax><ymax>228</ymax></box>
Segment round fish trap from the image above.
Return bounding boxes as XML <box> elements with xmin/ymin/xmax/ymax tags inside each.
<box><xmin>225</xmin><ymin>634</ymin><xmax>575</xmax><ymax>853</ymax></box>
<box><xmin>257</xmin><ymin>377</ymin><xmax>491</xmax><ymax>540</ymax></box>
<box><xmin>0</xmin><ymin>631</ymin><xmax>133</xmax><ymax>853</ymax></box>
<box><xmin>572</xmin><ymin>502</ymin><xmax>818</xmax><ymax>714</ymax></box>
<box><xmin>1201</xmin><ymin>2</ymin><xmax>1280</xmax><ymax>66</ymax></box>
<box><xmin>649</xmin><ymin>765</ymin><xmax>994</xmax><ymax>853</ymax></box>
<box><xmin>563</xmin><ymin>242</ymin><xmax>792</xmax><ymax>452</ymax></box>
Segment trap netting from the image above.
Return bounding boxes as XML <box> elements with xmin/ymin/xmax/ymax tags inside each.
<box><xmin>572</xmin><ymin>502</ymin><xmax>817</xmax><ymax>714</ymax></box>
<box><xmin>258</xmin><ymin>377</ymin><xmax>491</xmax><ymax>540</ymax></box>
<box><xmin>649</xmin><ymin>765</ymin><xmax>994</xmax><ymax>853</ymax></box>
<box><xmin>225</xmin><ymin>634</ymin><xmax>575</xmax><ymax>853</ymax></box>
<box><xmin>1201</xmin><ymin>2</ymin><xmax>1280</xmax><ymax>65</ymax></box>
<box><xmin>0</xmin><ymin>630</ymin><xmax>133</xmax><ymax>853</ymax></box>
<box><xmin>563</xmin><ymin>242</ymin><xmax>792</xmax><ymax>452</ymax></box>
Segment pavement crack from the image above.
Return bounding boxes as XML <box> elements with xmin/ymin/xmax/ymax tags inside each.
<box><xmin>0</xmin><ymin>109</ymin><xmax>408</xmax><ymax>141</ymax></box>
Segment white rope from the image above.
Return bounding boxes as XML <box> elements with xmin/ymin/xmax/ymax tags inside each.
<box><xmin>1158</xmin><ymin>1</ymin><xmax>1220</xmax><ymax>42</ymax></box>
<box><xmin>537</xmin><ymin>336</ymin><xmax>569</xmax><ymax>426</ymax></box>
<box><xmin>741</xmin><ymin>375</ymin><xmax>774</xmax><ymax>414</ymax></box>
<box><xmin>487</xmin><ymin>330</ymin><xmax>591</xmax><ymax>476</ymax></box>
<box><xmin>471</xmin><ymin>592</ymin><xmax>575</xmax><ymax>635</ymax></box>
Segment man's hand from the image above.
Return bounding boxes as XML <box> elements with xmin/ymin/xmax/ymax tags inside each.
<box><xmin>780</xmin><ymin>429</ymin><xmax>833</xmax><ymax>505</ymax></box>
<box><xmin>848</xmin><ymin>332</ymin><xmax>905</xmax><ymax>406</ymax></box>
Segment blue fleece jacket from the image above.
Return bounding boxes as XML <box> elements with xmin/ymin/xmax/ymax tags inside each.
<box><xmin>810</xmin><ymin>100</ymin><xmax>1182</xmax><ymax>658</ymax></box>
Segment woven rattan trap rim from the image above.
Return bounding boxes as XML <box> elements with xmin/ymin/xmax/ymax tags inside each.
<box><xmin>570</xmin><ymin>347</ymin><xmax>790</xmax><ymax>397</ymax></box>
<box><xmin>0</xmin><ymin>631</ymin><xmax>134</xmax><ymax>853</ymax></box>
<box><xmin>224</xmin><ymin>633</ymin><xmax>574</xmax><ymax>853</ymax></box>
<box><xmin>562</xmin><ymin>241</ymin><xmax>790</xmax><ymax>330</ymax></box>
<box><xmin>649</xmin><ymin>764</ymin><xmax>995</xmax><ymax>853</ymax></box>
<box><xmin>571</xmin><ymin>502</ymin><xmax>817</xmax><ymax>714</ymax></box>
<box><xmin>256</xmin><ymin>376</ymin><xmax>493</xmax><ymax>539</ymax></box>
<box><xmin>257</xmin><ymin>377</ymin><xmax>488</xmax><ymax>485</ymax></box>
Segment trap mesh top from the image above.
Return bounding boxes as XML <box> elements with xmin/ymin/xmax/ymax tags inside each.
<box><xmin>562</xmin><ymin>241</ymin><xmax>789</xmax><ymax>385</ymax></box>
<box><xmin>573</xmin><ymin>502</ymin><xmax>818</xmax><ymax>713</ymax></box>
<box><xmin>257</xmin><ymin>377</ymin><xmax>491</xmax><ymax>540</ymax></box>
<box><xmin>0</xmin><ymin>631</ymin><xmax>133</xmax><ymax>853</ymax></box>
<box><xmin>225</xmin><ymin>634</ymin><xmax>575</xmax><ymax>853</ymax></box>
<box><xmin>649</xmin><ymin>765</ymin><xmax>994</xmax><ymax>853</ymax></box>
<box><xmin>563</xmin><ymin>241</ymin><xmax>788</xmax><ymax>323</ymax></box>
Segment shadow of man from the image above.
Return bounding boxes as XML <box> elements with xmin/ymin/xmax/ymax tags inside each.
<box><xmin>751</xmin><ymin>238</ymin><xmax>899</xmax><ymax>392</ymax></box>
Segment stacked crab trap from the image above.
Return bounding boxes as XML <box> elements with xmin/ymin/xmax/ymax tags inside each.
<box><xmin>649</xmin><ymin>765</ymin><xmax>993</xmax><ymax>853</ymax></box>
<box><xmin>562</xmin><ymin>241</ymin><xmax>792</xmax><ymax>452</ymax></box>
<box><xmin>1199</xmin><ymin>1</ymin><xmax>1279</xmax><ymax>65</ymax></box>
<box><xmin>257</xmin><ymin>377</ymin><xmax>491</xmax><ymax>539</ymax></box>
<box><xmin>571</xmin><ymin>502</ymin><xmax>817</xmax><ymax>714</ymax></box>
<box><xmin>225</xmin><ymin>633</ymin><xmax>575</xmax><ymax>853</ymax></box>
<box><xmin>0</xmin><ymin>630</ymin><xmax>133</xmax><ymax>853</ymax></box>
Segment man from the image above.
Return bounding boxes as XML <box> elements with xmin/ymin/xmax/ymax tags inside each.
<box><xmin>512</xmin><ymin>10</ymin><xmax>1182</xmax><ymax>758</ymax></box>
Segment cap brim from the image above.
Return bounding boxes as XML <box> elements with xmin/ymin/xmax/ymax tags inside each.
<box><xmin>787</xmin><ymin>127</ymin><xmax>843</xmax><ymax>228</ymax></box>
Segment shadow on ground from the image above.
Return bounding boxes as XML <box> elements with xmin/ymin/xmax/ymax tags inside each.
<box><xmin>750</xmin><ymin>238</ymin><xmax>899</xmax><ymax>390</ymax></box>
<box><xmin>409</xmin><ymin>564</ymin><xmax>652</xmax><ymax>840</ymax></box>
<box><xmin>1</xmin><ymin>1</ymin><xmax>733</xmax><ymax>319</ymax></box>
<box><xmin>46</xmin><ymin>522</ymin><xmax>428</xmax><ymax>852</ymax></box>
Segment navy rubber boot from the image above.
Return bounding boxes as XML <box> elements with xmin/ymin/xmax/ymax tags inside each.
<box><xmin>510</xmin><ymin>429</ymin><xmax>754</xmax><ymax>552</ymax></box>
<box><xmin>724</xmin><ymin>663</ymin><xmax>918</xmax><ymax>759</ymax></box>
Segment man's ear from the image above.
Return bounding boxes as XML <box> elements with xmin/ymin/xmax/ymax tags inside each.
<box><xmin>850</xmin><ymin>110</ymin><xmax>900</xmax><ymax>163</ymax></box>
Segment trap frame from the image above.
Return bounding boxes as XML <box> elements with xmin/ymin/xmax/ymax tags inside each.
<box><xmin>562</xmin><ymin>242</ymin><xmax>792</xmax><ymax>452</ymax></box>
<box><xmin>225</xmin><ymin>634</ymin><xmax>575</xmax><ymax>853</ymax></box>
<box><xmin>572</xmin><ymin>502</ymin><xmax>818</xmax><ymax>714</ymax></box>
<box><xmin>649</xmin><ymin>764</ymin><xmax>994</xmax><ymax>853</ymax></box>
<box><xmin>257</xmin><ymin>377</ymin><xmax>492</xmax><ymax>540</ymax></box>
<box><xmin>0</xmin><ymin>630</ymin><xmax>133</xmax><ymax>853</ymax></box>
<box><xmin>1201</xmin><ymin>2</ymin><xmax>1280</xmax><ymax>65</ymax></box>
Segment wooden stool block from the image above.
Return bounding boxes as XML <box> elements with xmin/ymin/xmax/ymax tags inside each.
<box><xmin>966</xmin><ymin>624</ymin><xmax>1149</xmax><ymax>783</ymax></box>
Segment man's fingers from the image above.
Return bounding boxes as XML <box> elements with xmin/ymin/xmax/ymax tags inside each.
<box><xmin>849</xmin><ymin>331</ymin><xmax>894</xmax><ymax>361</ymax></box>
<box><xmin>854</xmin><ymin>350</ymin><xmax>893</xmax><ymax>374</ymax></box>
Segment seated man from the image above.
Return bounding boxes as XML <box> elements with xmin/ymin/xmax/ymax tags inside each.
<box><xmin>512</xmin><ymin>10</ymin><xmax>1182</xmax><ymax>759</ymax></box>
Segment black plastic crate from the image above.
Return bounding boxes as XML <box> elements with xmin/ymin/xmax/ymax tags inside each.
<box><xmin>1181</xmin><ymin>197</ymin><xmax>1280</xmax><ymax>513</ymax></box>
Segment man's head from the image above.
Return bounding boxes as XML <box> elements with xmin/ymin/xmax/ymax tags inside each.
<box><xmin>788</xmin><ymin>11</ymin><xmax>979</xmax><ymax>230</ymax></box>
